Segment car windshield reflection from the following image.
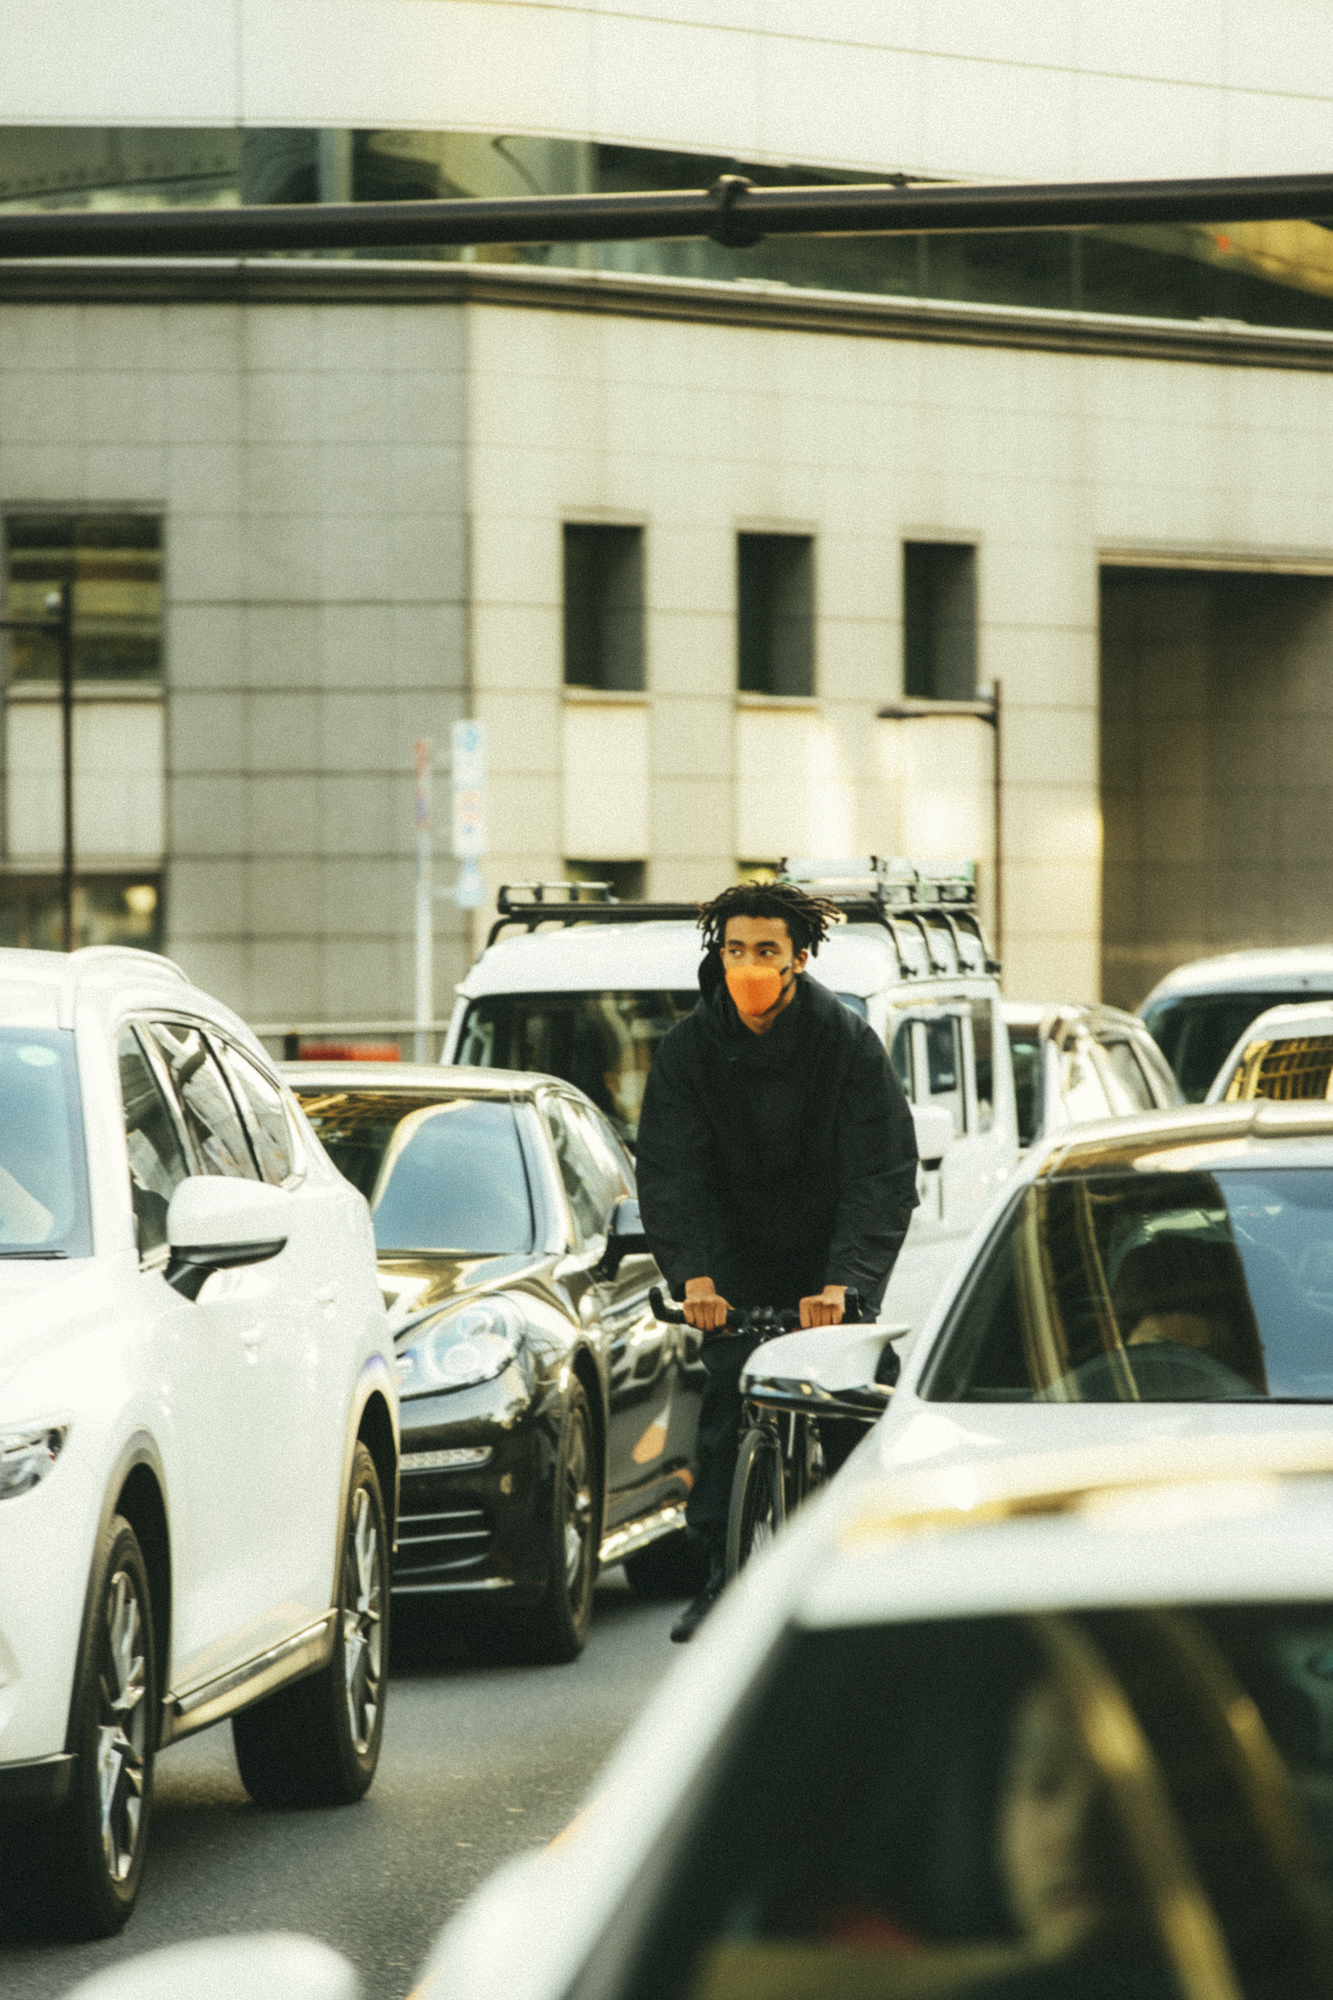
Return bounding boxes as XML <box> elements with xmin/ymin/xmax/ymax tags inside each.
<box><xmin>296</xmin><ymin>1091</ymin><xmax>534</xmax><ymax>1255</ymax></box>
<box><xmin>619</xmin><ymin>1604</ymin><xmax>1333</xmax><ymax>2000</ymax></box>
<box><xmin>0</xmin><ymin>1028</ymin><xmax>89</xmax><ymax>1256</ymax></box>
<box><xmin>926</xmin><ymin>1167</ymin><xmax>1333</xmax><ymax>1403</ymax></box>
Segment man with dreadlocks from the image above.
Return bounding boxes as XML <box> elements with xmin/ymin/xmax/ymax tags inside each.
<box><xmin>636</xmin><ymin>878</ymin><xmax>919</xmax><ymax>1641</ymax></box>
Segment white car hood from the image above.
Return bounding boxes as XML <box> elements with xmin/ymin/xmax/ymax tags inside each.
<box><xmin>876</xmin><ymin>1395</ymin><xmax>1333</xmax><ymax>1483</ymax></box>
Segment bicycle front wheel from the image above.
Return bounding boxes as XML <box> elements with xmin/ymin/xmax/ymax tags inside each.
<box><xmin>726</xmin><ymin>1426</ymin><xmax>785</xmax><ymax>1578</ymax></box>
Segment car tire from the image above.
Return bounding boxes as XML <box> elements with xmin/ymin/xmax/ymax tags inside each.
<box><xmin>503</xmin><ymin>1384</ymin><xmax>599</xmax><ymax>1665</ymax></box>
<box><xmin>231</xmin><ymin>1442</ymin><xmax>388</xmax><ymax>1809</ymax></box>
<box><xmin>622</xmin><ymin>1528</ymin><xmax>709</xmax><ymax>1600</ymax></box>
<box><xmin>726</xmin><ymin>1427</ymin><xmax>785</xmax><ymax>1578</ymax></box>
<box><xmin>12</xmin><ymin>1515</ymin><xmax>158</xmax><ymax>1940</ymax></box>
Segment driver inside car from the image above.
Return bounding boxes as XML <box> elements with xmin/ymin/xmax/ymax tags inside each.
<box><xmin>1112</xmin><ymin>1234</ymin><xmax>1269</xmax><ymax>1393</ymax></box>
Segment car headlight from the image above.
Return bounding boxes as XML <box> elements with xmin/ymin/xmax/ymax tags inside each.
<box><xmin>395</xmin><ymin>1298</ymin><xmax>525</xmax><ymax>1399</ymax></box>
<box><xmin>0</xmin><ymin>1424</ymin><xmax>68</xmax><ymax>1499</ymax></box>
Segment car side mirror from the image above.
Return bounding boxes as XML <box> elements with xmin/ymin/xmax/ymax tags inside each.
<box><xmin>911</xmin><ymin>1103</ymin><xmax>954</xmax><ymax>1171</ymax></box>
<box><xmin>66</xmin><ymin>1934</ymin><xmax>360</xmax><ymax>2000</ymax></box>
<box><xmin>597</xmin><ymin>1195</ymin><xmax>650</xmax><ymax>1280</ymax></box>
<box><xmin>165</xmin><ymin>1177</ymin><xmax>291</xmax><ymax>1301</ymax></box>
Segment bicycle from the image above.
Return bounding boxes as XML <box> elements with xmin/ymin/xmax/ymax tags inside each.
<box><xmin>648</xmin><ymin>1286</ymin><xmax>903</xmax><ymax>1577</ymax></box>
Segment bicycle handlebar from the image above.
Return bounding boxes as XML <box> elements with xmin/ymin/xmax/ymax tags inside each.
<box><xmin>648</xmin><ymin>1285</ymin><xmax>864</xmax><ymax>1332</ymax></box>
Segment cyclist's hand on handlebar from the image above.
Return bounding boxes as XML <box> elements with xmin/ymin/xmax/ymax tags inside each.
<box><xmin>800</xmin><ymin>1285</ymin><xmax>846</xmax><ymax>1329</ymax></box>
<box><xmin>683</xmin><ymin>1276</ymin><xmax>731</xmax><ymax>1332</ymax></box>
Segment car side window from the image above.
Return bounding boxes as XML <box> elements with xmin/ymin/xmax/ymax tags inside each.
<box><xmin>117</xmin><ymin>1026</ymin><xmax>190</xmax><ymax>1258</ymax></box>
<box><xmin>969</xmin><ymin>999</ymin><xmax>996</xmax><ymax>1134</ymax></box>
<box><xmin>891</xmin><ymin>1012</ymin><xmax>970</xmax><ymax>1138</ymax></box>
<box><xmin>1096</xmin><ymin>1037</ymin><xmax>1158</xmax><ymax>1115</ymax></box>
<box><xmin>147</xmin><ymin>1021</ymin><xmax>260</xmax><ymax>1179</ymax></box>
<box><xmin>542</xmin><ymin>1097</ymin><xmax>613</xmax><ymax>1245</ymax></box>
<box><xmin>216</xmin><ymin>1040</ymin><xmax>300</xmax><ymax>1186</ymax></box>
<box><xmin>889</xmin><ymin>1016</ymin><xmax>914</xmax><ymax>1097</ymax></box>
<box><xmin>1059</xmin><ymin>1035</ymin><xmax>1115</xmax><ymax>1123</ymax></box>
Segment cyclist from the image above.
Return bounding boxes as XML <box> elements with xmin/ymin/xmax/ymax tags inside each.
<box><xmin>636</xmin><ymin>880</ymin><xmax>919</xmax><ymax>1641</ymax></box>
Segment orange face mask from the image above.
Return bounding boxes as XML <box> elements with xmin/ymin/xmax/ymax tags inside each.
<box><xmin>725</xmin><ymin>963</ymin><xmax>787</xmax><ymax>1016</ymax></box>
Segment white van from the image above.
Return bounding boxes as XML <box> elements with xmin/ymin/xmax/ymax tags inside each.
<box><xmin>442</xmin><ymin>862</ymin><xmax>1020</xmax><ymax>1337</ymax></box>
<box><xmin>1139</xmin><ymin>946</ymin><xmax>1333</xmax><ymax>1103</ymax></box>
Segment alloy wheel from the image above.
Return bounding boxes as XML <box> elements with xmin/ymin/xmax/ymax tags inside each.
<box><xmin>341</xmin><ymin>1484</ymin><xmax>384</xmax><ymax>1757</ymax></box>
<box><xmin>563</xmin><ymin>1411</ymin><xmax>595</xmax><ymax>1590</ymax></box>
<box><xmin>96</xmin><ymin>1570</ymin><xmax>148</xmax><ymax>1883</ymax></box>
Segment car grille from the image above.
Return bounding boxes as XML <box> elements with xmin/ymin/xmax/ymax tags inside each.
<box><xmin>394</xmin><ymin>1499</ymin><xmax>492</xmax><ymax>1589</ymax></box>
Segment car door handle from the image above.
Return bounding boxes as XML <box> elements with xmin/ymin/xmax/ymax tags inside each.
<box><xmin>315</xmin><ymin>1284</ymin><xmax>338</xmax><ymax>1306</ymax></box>
<box><xmin>240</xmin><ymin>1325</ymin><xmax>267</xmax><ymax>1358</ymax></box>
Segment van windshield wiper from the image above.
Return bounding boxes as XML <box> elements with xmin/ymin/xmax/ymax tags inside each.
<box><xmin>0</xmin><ymin>1249</ymin><xmax>68</xmax><ymax>1259</ymax></box>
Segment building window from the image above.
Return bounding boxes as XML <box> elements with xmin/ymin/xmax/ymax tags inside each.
<box><xmin>0</xmin><ymin>875</ymin><xmax>162</xmax><ymax>952</ymax></box>
<box><xmin>564</xmin><ymin>860</ymin><xmax>645</xmax><ymax>903</ymax></box>
<box><xmin>738</xmin><ymin>534</ymin><xmax>814</xmax><ymax>697</ymax></box>
<box><xmin>563</xmin><ymin>525</ymin><xmax>644</xmax><ymax>692</ymax></box>
<box><xmin>3</xmin><ymin>514</ymin><xmax>162</xmax><ymax>683</ymax></box>
<box><xmin>903</xmin><ymin>542</ymin><xmax>977</xmax><ymax>701</ymax></box>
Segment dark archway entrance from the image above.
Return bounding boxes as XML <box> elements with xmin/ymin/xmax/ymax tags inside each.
<box><xmin>1101</xmin><ymin>565</ymin><xmax>1333</xmax><ymax>1010</ymax></box>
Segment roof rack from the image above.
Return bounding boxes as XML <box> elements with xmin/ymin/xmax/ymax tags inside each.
<box><xmin>488</xmin><ymin>862</ymin><xmax>999</xmax><ymax>980</ymax></box>
<box><xmin>489</xmin><ymin>883</ymin><xmax>701</xmax><ymax>946</ymax></box>
<box><xmin>781</xmin><ymin>856</ymin><xmax>978</xmax><ymax>909</ymax></box>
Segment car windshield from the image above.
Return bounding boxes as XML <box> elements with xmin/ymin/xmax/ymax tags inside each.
<box><xmin>615</xmin><ymin>1601</ymin><xmax>1333</xmax><ymax>2000</ymax></box>
<box><xmin>293</xmin><ymin>1090</ymin><xmax>533</xmax><ymax>1255</ymax></box>
<box><xmin>1144</xmin><ymin>990</ymin><xmax>1331</xmax><ymax>1103</ymax></box>
<box><xmin>456</xmin><ymin>989</ymin><xmax>697</xmax><ymax>1143</ymax></box>
<box><xmin>0</xmin><ymin>1027</ymin><xmax>90</xmax><ymax>1257</ymax></box>
<box><xmin>927</xmin><ymin>1166</ymin><xmax>1333</xmax><ymax>1402</ymax></box>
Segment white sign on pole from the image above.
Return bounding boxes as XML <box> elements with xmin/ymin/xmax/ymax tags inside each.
<box><xmin>451</xmin><ymin>719</ymin><xmax>488</xmax><ymax>908</ymax></box>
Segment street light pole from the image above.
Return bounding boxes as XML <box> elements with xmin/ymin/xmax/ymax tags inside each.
<box><xmin>0</xmin><ymin>581</ymin><xmax>77</xmax><ymax>952</ymax></box>
<box><xmin>54</xmin><ymin>584</ymin><xmax>74</xmax><ymax>953</ymax></box>
<box><xmin>876</xmin><ymin>681</ymin><xmax>1003</xmax><ymax>966</ymax></box>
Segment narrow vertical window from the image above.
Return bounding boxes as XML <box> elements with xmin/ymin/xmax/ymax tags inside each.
<box><xmin>903</xmin><ymin>542</ymin><xmax>977</xmax><ymax>700</ymax></box>
<box><xmin>737</xmin><ymin>533</ymin><xmax>814</xmax><ymax>697</ymax></box>
<box><xmin>2</xmin><ymin>513</ymin><xmax>164</xmax><ymax>949</ymax></box>
<box><xmin>563</xmin><ymin>524</ymin><xmax>645</xmax><ymax>691</ymax></box>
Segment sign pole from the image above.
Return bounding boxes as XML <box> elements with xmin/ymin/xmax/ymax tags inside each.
<box><xmin>451</xmin><ymin>719</ymin><xmax>488</xmax><ymax>914</ymax></box>
<box><xmin>413</xmin><ymin>738</ymin><xmax>432</xmax><ymax>1062</ymax></box>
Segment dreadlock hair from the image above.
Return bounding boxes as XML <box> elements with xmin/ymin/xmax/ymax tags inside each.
<box><xmin>698</xmin><ymin>879</ymin><xmax>843</xmax><ymax>959</ymax></box>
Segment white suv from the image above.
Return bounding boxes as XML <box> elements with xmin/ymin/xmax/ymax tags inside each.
<box><xmin>443</xmin><ymin>863</ymin><xmax>1019</xmax><ymax>1338</ymax></box>
<box><xmin>0</xmin><ymin>946</ymin><xmax>397</xmax><ymax>1939</ymax></box>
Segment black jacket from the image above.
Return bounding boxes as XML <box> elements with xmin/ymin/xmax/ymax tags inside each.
<box><xmin>636</xmin><ymin>963</ymin><xmax>919</xmax><ymax>1314</ymax></box>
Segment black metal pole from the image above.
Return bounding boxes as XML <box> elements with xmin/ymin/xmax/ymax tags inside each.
<box><xmin>1</xmin><ymin>168</ymin><xmax>1333</xmax><ymax>260</ymax></box>
<box><xmin>991</xmin><ymin>680</ymin><xmax>1002</xmax><ymax>969</ymax></box>
<box><xmin>55</xmin><ymin>584</ymin><xmax>74</xmax><ymax>953</ymax></box>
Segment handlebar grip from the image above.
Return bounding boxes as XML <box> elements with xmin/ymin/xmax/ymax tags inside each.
<box><xmin>649</xmin><ymin>1285</ymin><xmax>688</xmax><ymax>1325</ymax></box>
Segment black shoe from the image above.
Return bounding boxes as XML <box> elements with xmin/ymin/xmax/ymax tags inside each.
<box><xmin>670</xmin><ymin>1561</ymin><xmax>725</xmax><ymax>1643</ymax></box>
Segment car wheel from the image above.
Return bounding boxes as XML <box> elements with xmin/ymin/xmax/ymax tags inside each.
<box><xmin>504</xmin><ymin>1384</ymin><xmax>598</xmax><ymax>1664</ymax></box>
<box><xmin>622</xmin><ymin>1528</ymin><xmax>709</xmax><ymax>1600</ymax></box>
<box><xmin>726</xmin><ymin>1427</ymin><xmax>785</xmax><ymax>1578</ymax></box>
<box><xmin>232</xmin><ymin>1442</ymin><xmax>388</xmax><ymax>1808</ymax></box>
<box><xmin>16</xmin><ymin>1515</ymin><xmax>157</xmax><ymax>1940</ymax></box>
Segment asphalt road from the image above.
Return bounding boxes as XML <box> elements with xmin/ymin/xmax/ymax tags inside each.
<box><xmin>0</xmin><ymin>1572</ymin><xmax>681</xmax><ymax>2000</ymax></box>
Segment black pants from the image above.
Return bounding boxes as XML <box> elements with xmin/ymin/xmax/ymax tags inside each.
<box><xmin>685</xmin><ymin>1332</ymin><xmax>763</xmax><ymax>1541</ymax></box>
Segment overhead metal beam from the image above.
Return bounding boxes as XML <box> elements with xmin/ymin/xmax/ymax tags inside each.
<box><xmin>2</xmin><ymin>169</ymin><xmax>1333</xmax><ymax>260</ymax></box>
